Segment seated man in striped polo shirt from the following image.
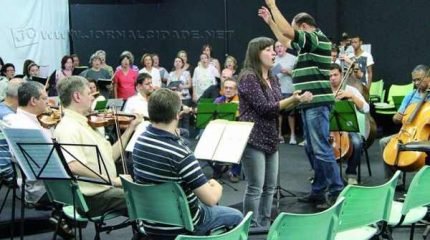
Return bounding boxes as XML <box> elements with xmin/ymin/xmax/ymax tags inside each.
<box><xmin>132</xmin><ymin>88</ymin><xmax>243</xmax><ymax>239</ymax></box>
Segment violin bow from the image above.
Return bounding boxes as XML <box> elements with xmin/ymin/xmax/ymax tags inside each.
<box><xmin>112</xmin><ymin>106</ymin><xmax>128</xmax><ymax>174</ymax></box>
<box><xmin>335</xmin><ymin>60</ymin><xmax>356</xmax><ymax>97</ymax></box>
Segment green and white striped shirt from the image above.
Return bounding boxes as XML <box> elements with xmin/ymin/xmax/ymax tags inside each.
<box><xmin>292</xmin><ymin>29</ymin><xmax>334</xmax><ymax>108</ymax></box>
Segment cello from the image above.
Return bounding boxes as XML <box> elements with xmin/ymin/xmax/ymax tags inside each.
<box><xmin>330</xmin><ymin>62</ymin><xmax>356</xmax><ymax>161</ymax></box>
<box><xmin>383</xmin><ymin>82</ymin><xmax>430</xmax><ymax>171</ymax></box>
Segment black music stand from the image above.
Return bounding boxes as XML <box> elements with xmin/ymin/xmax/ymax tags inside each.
<box><xmin>329</xmin><ymin>101</ymin><xmax>360</xmax><ymax>181</ymax></box>
<box><xmin>196</xmin><ymin>103</ymin><xmax>237</xmax><ymax>129</ymax></box>
<box><xmin>2</xmin><ymin>128</ymin><xmax>113</xmax><ymax>238</ymax></box>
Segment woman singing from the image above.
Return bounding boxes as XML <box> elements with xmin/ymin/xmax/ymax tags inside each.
<box><xmin>238</xmin><ymin>37</ymin><xmax>312</xmax><ymax>227</ymax></box>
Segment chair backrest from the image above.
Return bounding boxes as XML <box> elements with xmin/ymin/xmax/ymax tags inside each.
<box><xmin>401</xmin><ymin>166</ymin><xmax>430</xmax><ymax>215</ymax></box>
<box><xmin>356</xmin><ymin>110</ymin><xmax>367</xmax><ymax>139</ymax></box>
<box><xmin>120</xmin><ymin>177</ymin><xmax>194</xmax><ymax>232</ymax></box>
<box><xmin>43</xmin><ymin>179</ymin><xmax>89</xmax><ymax>213</ymax></box>
<box><xmin>175</xmin><ymin>212</ymin><xmax>253</xmax><ymax>240</ymax></box>
<box><xmin>266</xmin><ymin>197</ymin><xmax>344</xmax><ymax>240</ymax></box>
<box><xmin>337</xmin><ymin>171</ymin><xmax>400</xmax><ymax>232</ymax></box>
<box><xmin>386</xmin><ymin>83</ymin><xmax>413</xmax><ymax>105</ymax></box>
<box><xmin>369</xmin><ymin>79</ymin><xmax>384</xmax><ymax>102</ymax></box>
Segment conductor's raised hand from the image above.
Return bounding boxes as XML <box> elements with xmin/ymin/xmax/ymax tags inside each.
<box><xmin>265</xmin><ymin>0</ymin><xmax>277</xmax><ymax>9</ymax></box>
<box><xmin>258</xmin><ymin>6</ymin><xmax>272</xmax><ymax>24</ymax></box>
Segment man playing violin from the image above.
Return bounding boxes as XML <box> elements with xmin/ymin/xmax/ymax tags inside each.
<box><xmin>54</xmin><ymin>76</ymin><xmax>142</xmax><ymax>217</ymax></box>
<box><xmin>123</xmin><ymin>72</ymin><xmax>153</xmax><ymax>119</ymax></box>
<box><xmin>5</xmin><ymin>81</ymin><xmax>53</xmax><ymax>207</ymax></box>
<box><xmin>330</xmin><ymin>64</ymin><xmax>369</xmax><ymax>185</ymax></box>
<box><xmin>380</xmin><ymin>64</ymin><xmax>430</xmax><ymax>180</ymax></box>
<box><xmin>0</xmin><ymin>79</ymin><xmax>23</xmax><ymax>186</ymax></box>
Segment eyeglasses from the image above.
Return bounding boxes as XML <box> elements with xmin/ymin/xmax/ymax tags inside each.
<box><xmin>412</xmin><ymin>78</ymin><xmax>422</xmax><ymax>82</ymax></box>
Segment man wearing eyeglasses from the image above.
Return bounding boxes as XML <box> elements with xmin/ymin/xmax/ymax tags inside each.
<box><xmin>380</xmin><ymin>64</ymin><xmax>430</xmax><ymax>180</ymax></box>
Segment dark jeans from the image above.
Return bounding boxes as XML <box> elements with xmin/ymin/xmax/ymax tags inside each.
<box><xmin>301</xmin><ymin>105</ymin><xmax>344</xmax><ymax>197</ymax></box>
<box><xmin>346</xmin><ymin>132</ymin><xmax>363</xmax><ymax>175</ymax></box>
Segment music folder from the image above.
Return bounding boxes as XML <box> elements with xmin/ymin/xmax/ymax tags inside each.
<box><xmin>73</xmin><ymin>66</ymin><xmax>88</xmax><ymax>75</ymax></box>
<box><xmin>194</xmin><ymin>119</ymin><xmax>254</xmax><ymax>164</ymax></box>
<box><xmin>32</xmin><ymin>76</ymin><xmax>48</xmax><ymax>85</ymax></box>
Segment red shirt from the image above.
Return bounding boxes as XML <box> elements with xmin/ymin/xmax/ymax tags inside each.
<box><xmin>113</xmin><ymin>68</ymin><xmax>137</xmax><ymax>99</ymax></box>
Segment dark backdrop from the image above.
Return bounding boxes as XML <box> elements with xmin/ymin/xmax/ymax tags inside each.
<box><xmin>70</xmin><ymin>0</ymin><xmax>430</xmax><ymax>90</ymax></box>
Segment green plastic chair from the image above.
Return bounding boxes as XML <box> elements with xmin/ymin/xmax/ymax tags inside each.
<box><xmin>267</xmin><ymin>197</ymin><xmax>345</xmax><ymax>240</ymax></box>
<box><xmin>335</xmin><ymin>171</ymin><xmax>401</xmax><ymax>240</ymax></box>
<box><xmin>44</xmin><ymin>179</ymin><xmax>126</xmax><ymax>240</ymax></box>
<box><xmin>355</xmin><ymin>111</ymin><xmax>372</xmax><ymax>182</ymax></box>
<box><xmin>388</xmin><ymin>166</ymin><xmax>430</xmax><ymax>240</ymax></box>
<box><xmin>175</xmin><ymin>212</ymin><xmax>253</xmax><ymax>240</ymax></box>
<box><xmin>375</xmin><ymin>83</ymin><xmax>413</xmax><ymax>115</ymax></box>
<box><xmin>120</xmin><ymin>177</ymin><xmax>194</xmax><ymax>232</ymax></box>
<box><xmin>369</xmin><ymin>79</ymin><xmax>384</xmax><ymax>103</ymax></box>
<box><xmin>386</xmin><ymin>83</ymin><xmax>414</xmax><ymax>106</ymax></box>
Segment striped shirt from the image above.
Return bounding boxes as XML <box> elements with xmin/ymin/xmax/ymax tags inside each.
<box><xmin>132</xmin><ymin>124</ymin><xmax>207</xmax><ymax>237</ymax></box>
<box><xmin>291</xmin><ymin>29</ymin><xmax>334</xmax><ymax>108</ymax></box>
<box><xmin>0</xmin><ymin>103</ymin><xmax>14</xmax><ymax>182</ymax></box>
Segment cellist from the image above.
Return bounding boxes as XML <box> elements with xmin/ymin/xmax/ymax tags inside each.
<box><xmin>380</xmin><ymin>64</ymin><xmax>430</xmax><ymax>180</ymax></box>
<box><xmin>330</xmin><ymin>63</ymin><xmax>369</xmax><ymax>185</ymax></box>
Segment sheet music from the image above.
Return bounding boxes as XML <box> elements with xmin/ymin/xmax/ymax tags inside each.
<box><xmin>194</xmin><ymin>120</ymin><xmax>226</xmax><ymax>160</ymax></box>
<box><xmin>2</xmin><ymin>128</ymin><xmax>69</xmax><ymax>181</ymax></box>
<box><xmin>212</xmin><ymin>122</ymin><xmax>254</xmax><ymax>163</ymax></box>
<box><xmin>194</xmin><ymin>120</ymin><xmax>254</xmax><ymax>163</ymax></box>
<box><xmin>107</xmin><ymin>98</ymin><xmax>125</xmax><ymax>110</ymax></box>
<box><xmin>271</xmin><ymin>63</ymin><xmax>282</xmax><ymax>76</ymax></box>
<box><xmin>126</xmin><ymin>121</ymin><xmax>150</xmax><ymax>152</ymax></box>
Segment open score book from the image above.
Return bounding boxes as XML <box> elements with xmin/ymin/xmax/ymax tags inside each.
<box><xmin>194</xmin><ymin>119</ymin><xmax>254</xmax><ymax>164</ymax></box>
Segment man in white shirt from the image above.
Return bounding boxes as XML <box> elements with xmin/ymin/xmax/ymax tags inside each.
<box><xmin>330</xmin><ymin>64</ymin><xmax>369</xmax><ymax>185</ymax></box>
<box><xmin>5</xmin><ymin>81</ymin><xmax>52</xmax><ymax>206</ymax></box>
<box><xmin>274</xmin><ymin>41</ymin><xmax>298</xmax><ymax>144</ymax></box>
<box><xmin>123</xmin><ymin>73</ymin><xmax>153</xmax><ymax>118</ymax></box>
<box><xmin>342</xmin><ymin>34</ymin><xmax>374</xmax><ymax>88</ymax></box>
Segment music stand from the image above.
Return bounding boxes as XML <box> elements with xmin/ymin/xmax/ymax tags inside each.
<box><xmin>196</xmin><ymin>103</ymin><xmax>237</xmax><ymax>129</ymax></box>
<box><xmin>107</xmin><ymin>98</ymin><xmax>126</xmax><ymax>111</ymax></box>
<box><xmin>196</xmin><ymin>103</ymin><xmax>239</xmax><ymax>190</ymax></box>
<box><xmin>2</xmin><ymin>128</ymin><xmax>114</xmax><ymax>238</ymax></box>
<box><xmin>94</xmin><ymin>100</ymin><xmax>108</xmax><ymax>112</ymax></box>
<box><xmin>329</xmin><ymin>101</ymin><xmax>360</xmax><ymax>180</ymax></box>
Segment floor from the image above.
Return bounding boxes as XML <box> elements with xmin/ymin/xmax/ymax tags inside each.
<box><xmin>0</xmin><ymin>136</ymin><xmax>428</xmax><ymax>239</ymax></box>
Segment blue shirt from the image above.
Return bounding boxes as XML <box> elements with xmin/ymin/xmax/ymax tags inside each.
<box><xmin>398</xmin><ymin>90</ymin><xmax>430</xmax><ymax>114</ymax></box>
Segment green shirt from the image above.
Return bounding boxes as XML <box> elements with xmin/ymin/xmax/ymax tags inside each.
<box><xmin>292</xmin><ymin>29</ymin><xmax>334</xmax><ymax>108</ymax></box>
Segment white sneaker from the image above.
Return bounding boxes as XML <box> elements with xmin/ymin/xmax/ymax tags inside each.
<box><xmin>289</xmin><ymin>136</ymin><xmax>297</xmax><ymax>145</ymax></box>
<box><xmin>298</xmin><ymin>140</ymin><xmax>306</xmax><ymax>146</ymax></box>
<box><xmin>347</xmin><ymin>177</ymin><xmax>358</xmax><ymax>185</ymax></box>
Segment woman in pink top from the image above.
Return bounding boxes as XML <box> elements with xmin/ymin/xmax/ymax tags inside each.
<box><xmin>113</xmin><ymin>54</ymin><xmax>137</xmax><ymax>99</ymax></box>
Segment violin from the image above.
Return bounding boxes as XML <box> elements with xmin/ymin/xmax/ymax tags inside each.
<box><xmin>37</xmin><ymin>107</ymin><xmax>62</xmax><ymax>128</ymax></box>
<box><xmin>383</xmin><ymin>89</ymin><xmax>430</xmax><ymax>171</ymax></box>
<box><xmin>87</xmin><ymin>112</ymin><xmax>136</xmax><ymax>128</ymax></box>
